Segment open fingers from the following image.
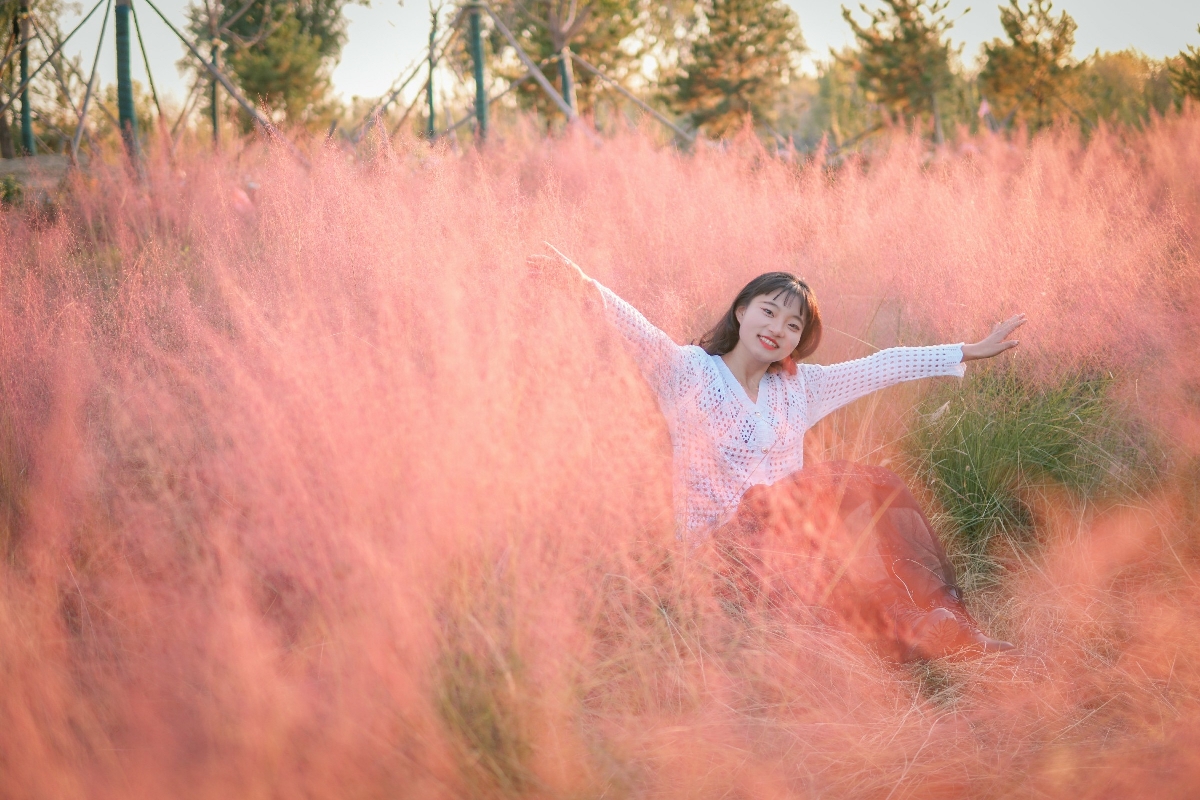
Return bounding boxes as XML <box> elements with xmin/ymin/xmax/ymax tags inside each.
<box><xmin>543</xmin><ymin>242</ymin><xmax>580</xmax><ymax>272</ymax></box>
<box><xmin>527</xmin><ymin>247</ymin><xmax>591</xmax><ymax>294</ymax></box>
<box><xmin>990</xmin><ymin>314</ymin><xmax>1027</xmax><ymax>339</ymax></box>
<box><xmin>535</xmin><ymin>242</ymin><xmax>588</xmax><ymax>280</ymax></box>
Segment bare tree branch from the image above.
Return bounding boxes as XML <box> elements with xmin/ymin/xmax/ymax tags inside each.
<box><xmin>31</xmin><ymin>16</ymin><xmax>120</xmax><ymax>129</ymax></box>
<box><xmin>218</xmin><ymin>0</ymin><xmax>259</xmax><ymax>33</ymax></box>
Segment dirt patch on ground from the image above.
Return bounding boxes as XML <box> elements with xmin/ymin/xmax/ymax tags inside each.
<box><xmin>0</xmin><ymin>154</ymin><xmax>70</xmax><ymax>199</ymax></box>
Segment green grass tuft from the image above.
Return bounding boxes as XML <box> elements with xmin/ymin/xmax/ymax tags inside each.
<box><xmin>907</xmin><ymin>368</ymin><xmax>1159</xmax><ymax>570</ymax></box>
<box><xmin>0</xmin><ymin>174</ymin><xmax>22</xmax><ymax>206</ymax></box>
<box><xmin>434</xmin><ymin>597</ymin><xmax>531</xmax><ymax>797</ymax></box>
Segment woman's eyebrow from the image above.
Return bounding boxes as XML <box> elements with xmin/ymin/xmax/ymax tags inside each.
<box><xmin>763</xmin><ymin>297</ymin><xmax>804</xmax><ymax>321</ymax></box>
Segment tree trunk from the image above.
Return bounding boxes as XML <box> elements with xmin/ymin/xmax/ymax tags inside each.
<box><xmin>4</xmin><ymin>15</ymin><xmax>15</xmax><ymax>158</ymax></box>
<box><xmin>211</xmin><ymin>43</ymin><xmax>221</xmax><ymax>148</ymax></box>
<box><xmin>931</xmin><ymin>91</ymin><xmax>945</xmax><ymax>145</ymax></box>
<box><xmin>829</xmin><ymin>98</ymin><xmax>842</xmax><ymax>148</ymax></box>
<box><xmin>0</xmin><ymin>108</ymin><xmax>14</xmax><ymax>159</ymax></box>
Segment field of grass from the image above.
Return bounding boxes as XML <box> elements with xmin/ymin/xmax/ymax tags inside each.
<box><xmin>2</xmin><ymin>115</ymin><xmax>1200</xmax><ymax>798</ymax></box>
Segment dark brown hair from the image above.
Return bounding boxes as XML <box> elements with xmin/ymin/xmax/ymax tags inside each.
<box><xmin>696</xmin><ymin>272</ymin><xmax>822</xmax><ymax>374</ymax></box>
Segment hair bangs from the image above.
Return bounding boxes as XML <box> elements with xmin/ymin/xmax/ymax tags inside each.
<box><xmin>768</xmin><ymin>286</ymin><xmax>809</xmax><ymax>323</ymax></box>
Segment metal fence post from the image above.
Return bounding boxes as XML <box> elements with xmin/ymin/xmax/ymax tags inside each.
<box><xmin>468</xmin><ymin>4</ymin><xmax>486</xmax><ymax>140</ymax></box>
<box><xmin>558</xmin><ymin>45</ymin><xmax>576</xmax><ymax>114</ymax></box>
<box><xmin>115</xmin><ymin>0</ymin><xmax>138</xmax><ymax>157</ymax></box>
<box><xmin>210</xmin><ymin>39</ymin><xmax>220</xmax><ymax>147</ymax></box>
<box><xmin>18</xmin><ymin>0</ymin><xmax>33</xmax><ymax>154</ymax></box>
<box><xmin>426</xmin><ymin>6</ymin><xmax>438</xmax><ymax>137</ymax></box>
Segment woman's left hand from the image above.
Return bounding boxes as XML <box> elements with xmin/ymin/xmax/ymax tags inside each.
<box><xmin>961</xmin><ymin>314</ymin><xmax>1026</xmax><ymax>361</ymax></box>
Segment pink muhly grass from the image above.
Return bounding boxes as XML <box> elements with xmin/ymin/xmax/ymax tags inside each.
<box><xmin>0</xmin><ymin>113</ymin><xmax>1198</xmax><ymax>797</ymax></box>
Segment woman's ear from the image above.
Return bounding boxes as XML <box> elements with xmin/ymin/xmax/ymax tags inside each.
<box><xmin>735</xmin><ymin>306</ymin><xmax>745</xmax><ymax>325</ymax></box>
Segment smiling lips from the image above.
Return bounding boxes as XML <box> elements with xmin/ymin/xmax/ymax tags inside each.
<box><xmin>758</xmin><ymin>334</ymin><xmax>780</xmax><ymax>351</ymax></box>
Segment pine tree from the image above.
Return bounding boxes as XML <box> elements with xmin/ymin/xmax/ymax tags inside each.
<box><xmin>810</xmin><ymin>49</ymin><xmax>874</xmax><ymax>148</ymax></box>
<box><xmin>2</xmin><ymin>0</ymin><xmax>87</xmax><ymax>155</ymax></box>
<box><xmin>1078</xmin><ymin>50</ymin><xmax>1177</xmax><ymax>128</ymax></box>
<box><xmin>979</xmin><ymin>0</ymin><xmax>1077</xmax><ymax>130</ymax></box>
<box><xmin>669</xmin><ymin>0</ymin><xmax>803</xmax><ymax>138</ymax></box>
<box><xmin>841</xmin><ymin>0</ymin><xmax>956</xmax><ymax>141</ymax></box>
<box><xmin>186</xmin><ymin>0</ymin><xmax>359</xmax><ymax>132</ymax></box>
<box><xmin>1171</xmin><ymin>26</ymin><xmax>1200</xmax><ymax>102</ymax></box>
<box><xmin>484</xmin><ymin>0</ymin><xmax>677</xmax><ymax>121</ymax></box>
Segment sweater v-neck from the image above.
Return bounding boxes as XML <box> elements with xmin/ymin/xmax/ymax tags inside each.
<box><xmin>714</xmin><ymin>354</ymin><xmax>768</xmax><ymax>410</ymax></box>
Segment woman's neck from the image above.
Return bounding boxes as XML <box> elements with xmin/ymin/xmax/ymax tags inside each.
<box><xmin>720</xmin><ymin>347</ymin><xmax>771</xmax><ymax>403</ymax></box>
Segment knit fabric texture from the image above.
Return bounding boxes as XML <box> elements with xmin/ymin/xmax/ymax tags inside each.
<box><xmin>592</xmin><ymin>279</ymin><xmax>966</xmax><ymax>540</ymax></box>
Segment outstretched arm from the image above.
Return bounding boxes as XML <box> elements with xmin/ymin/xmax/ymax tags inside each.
<box><xmin>801</xmin><ymin>313</ymin><xmax>1026</xmax><ymax>425</ymax></box>
<box><xmin>528</xmin><ymin>245</ymin><xmax>688</xmax><ymax>399</ymax></box>
<box><xmin>800</xmin><ymin>345</ymin><xmax>968</xmax><ymax>425</ymax></box>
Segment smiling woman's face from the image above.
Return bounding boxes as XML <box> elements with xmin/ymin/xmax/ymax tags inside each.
<box><xmin>734</xmin><ymin>291</ymin><xmax>807</xmax><ymax>366</ymax></box>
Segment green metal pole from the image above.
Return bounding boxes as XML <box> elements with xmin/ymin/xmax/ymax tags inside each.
<box><xmin>468</xmin><ymin>5</ymin><xmax>486</xmax><ymax>140</ymax></box>
<box><xmin>210</xmin><ymin>40</ymin><xmax>220</xmax><ymax>147</ymax></box>
<box><xmin>426</xmin><ymin>6</ymin><xmax>436</xmax><ymax>138</ymax></box>
<box><xmin>557</xmin><ymin>48</ymin><xmax>575</xmax><ymax>115</ymax></box>
<box><xmin>554</xmin><ymin>52</ymin><xmax>568</xmax><ymax>113</ymax></box>
<box><xmin>115</xmin><ymin>0</ymin><xmax>137</xmax><ymax>157</ymax></box>
<box><xmin>9</xmin><ymin>13</ymin><xmax>19</xmax><ymax>157</ymax></box>
<box><xmin>18</xmin><ymin>0</ymin><xmax>33</xmax><ymax>154</ymax></box>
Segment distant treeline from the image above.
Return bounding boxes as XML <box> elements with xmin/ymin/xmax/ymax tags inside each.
<box><xmin>454</xmin><ymin>0</ymin><xmax>1200</xmax><ymax>147</ymax></box>
<box><xmin>3</xmin><ymin>0</ymin><xmax>1199</xmax><ymax>153</ymax></box>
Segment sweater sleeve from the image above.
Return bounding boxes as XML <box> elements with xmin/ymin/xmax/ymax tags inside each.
<box><xmin>591</xmin><ymin>278</ymin><xmax>691</xmax><ymax>401</ymax></box>
<box><xmin>799</xmin><ymin>344</ymin><xmax>965</xmax><ymax>426</ymax></box>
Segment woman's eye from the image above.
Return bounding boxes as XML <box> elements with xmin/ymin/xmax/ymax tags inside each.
<box><xmin>763</xmin><ymin>309</ymin><xmax>773</xmax><ymax>316</ymax></box>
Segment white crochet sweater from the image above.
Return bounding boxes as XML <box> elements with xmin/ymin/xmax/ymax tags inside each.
<box><xmin>592</xmin><ymin>279</ymin><xmax>966</xmax><ymax>539</ymax></box>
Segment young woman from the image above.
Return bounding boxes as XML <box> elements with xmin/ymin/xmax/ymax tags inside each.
<box><xmin>534</xmin><ymin>249</ymin><xmax>1023</xmax><ymax>660</ymax></box>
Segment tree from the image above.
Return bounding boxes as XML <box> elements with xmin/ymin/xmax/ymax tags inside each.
<box><xmin>841</xmin><ymin>0</ymin><xmax>957</xmax><ymax>142</ymax></box>
<box><xmin>482</xmin><ymin>0</ymin><xmax>660</xmax><ymax>121</ymax></box>
<box><xmin>185</xmin><ymin>0</ymin><xmax>359</xmax><ymax>132</ymax></box>
<box><xmin>1076</xmin><ymin>50</ymin><xmax>1177</xmax><ymax>129</ymax></box>
<box><xmin>1</xmin><ymin>0</ymin><xmax>95</xmax><ymax>156</ymax></box>
<box><xmin>1171</xmin><ymin>25</ymin><xmax>1200</xmax><ymax>102</ymax></box>
<box><xmin>978</xmin><ymin>0</ymin><xmax>1077</xmax><ymax>131</ymax></box>
<box><xmin>0</xmin><ymin>0</ymin><xmax>18</xmax><ymax>157</ymax></box>
<box><xmin>225</xmin><ymin>13</ymin><xmax>334</xmax><ymax>123</ymax></box>
<box><xmin>804</xmin><ymin>49</ymin><xmax>874</xmax><ymax>148</ymax></box>
<box><xmin>668</xmin><ymin>0</ymin><xmax>803</xmax><ymax>138</ymax></box>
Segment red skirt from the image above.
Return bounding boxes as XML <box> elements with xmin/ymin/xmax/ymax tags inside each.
<box><xmin>718</xmin><ymin>461</ymin><xmax>1012</xmax><ymax>661</ymax></box>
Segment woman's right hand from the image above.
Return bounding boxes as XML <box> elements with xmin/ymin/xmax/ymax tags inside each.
<box><xmin>526</xmin><ymin>243</ymin><xmax>590</xmax><ymax>289</ymax></box>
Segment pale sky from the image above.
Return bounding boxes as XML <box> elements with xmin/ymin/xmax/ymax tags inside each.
<box><xmin>54</xmin><ymin>0</ymin><xmax>1200</xmax><ymax>111</ymax></box>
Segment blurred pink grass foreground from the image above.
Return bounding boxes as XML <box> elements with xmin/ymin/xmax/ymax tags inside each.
<box><xmin>2</xmin><ymin>113</ymin><xmax>1200</xmax><ymax>798</ymax></box>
